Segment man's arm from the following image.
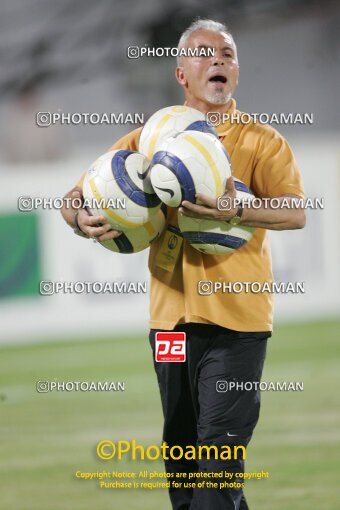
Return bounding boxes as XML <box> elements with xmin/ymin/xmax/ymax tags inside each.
<box><xmin>180</xmin><ymin>177</ymin><xmax>306</xmax><ymax>231</ymax></box>
<box><xmin>234</xmin><ymin>196</ymin><xmax>306</xmax><ymax>230</ymax></box>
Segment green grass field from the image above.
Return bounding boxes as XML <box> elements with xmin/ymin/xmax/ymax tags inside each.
<box><xmin>0</xmin><ymin>319</ymin><xmax>339</xmax><ymax>510</ymax></box>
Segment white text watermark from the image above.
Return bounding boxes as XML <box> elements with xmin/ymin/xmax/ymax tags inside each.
<box><xmin>217</xmin><ymin>196</ymin><xmax>323</xmax><ymax>212</ymax></box>
<box><xmin>216</xmin><ymin>380</ymin><xmax>304</xmax><ymax>392</ymax></box>
<box><xmin>36</xmin><ymin>112</ymin><xmax>144</xmax><ymax>127</ymax></box>
<box><xmin>18</xmin><ymin>196</ymin><xmax>126</xmax><ymax>212</ymax></box>
<box><xmin>198</xmin><ymin>281</ymin><xmax>305</xmax><ymax>295</ymax></box>
<box><xmin>36</xmin><ymin>381</ymin><xmax>125</xmax><ymax>393</ymax></box>
<box><xmin>39</xmin><ymin>281</ymin><xmax>147</xmax><ymax>295</ymax></box>
<box><xmin>207</xmin><ymin>111</ymin><xmax>314</xmax><ymax>126</ymax></box>
<box><xmin>127</xmin><ymin>46</ymin><xmax>215</xmax><ymax>59</ymax></box>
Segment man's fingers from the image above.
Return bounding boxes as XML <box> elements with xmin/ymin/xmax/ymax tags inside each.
<box><xmin>82</xmin><ymin>214</ymin><xmax>109</xmax><ymax>226</ymax></box>
<box><xmin>180</xmin><ymin>203</ymin><xmax>218</xmax><ymax>219</ymax></box>
<box><xmin>193</xmin><ymin>193</ymin><xmax>217</xmax><ymax>208</ymax></box>
<box><xmin>70</xmin><ymin>189</ymin><xmax>84</xmax><ymax>205</ymax></box>
<box><xmin>181</xmin><ymin>201</ymin><xmax>204</xmax><ymax>213</ymax></box>
<box><xmin>181</xmin><ymin>201</ymin><xmax>214</xmax><ymax>215</ymax></box>
<box><xmin>86</xmin><ymin>224</ymin><xmax>113</xmax><ymax>237</ymax></box>
<box><xmin>225</xmin><ymin>176</ymin><xmax>236</xmax><ymax>195</ymax></box>
<box><xmin>97</xmin><ymin>230</ymin><xmax>123</xmax><ymax>242</ymax></box>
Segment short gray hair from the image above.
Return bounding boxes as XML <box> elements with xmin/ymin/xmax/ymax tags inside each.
<box><xmin>177</xmin><ymin>19</ymin><xmax>234</xmax><ymax>66</ymax></box>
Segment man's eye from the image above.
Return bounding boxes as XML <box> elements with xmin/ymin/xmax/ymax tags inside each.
<box><xmin>199</xmin><ymin>49</ymin><xmax>211</xmax><ymax>56</ymax></box>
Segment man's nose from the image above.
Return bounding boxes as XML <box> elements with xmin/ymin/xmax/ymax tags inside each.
<box><xmin>212</xmin><ymin>52</ymin><xmax>224</xmax><ymax>65</ymax></box>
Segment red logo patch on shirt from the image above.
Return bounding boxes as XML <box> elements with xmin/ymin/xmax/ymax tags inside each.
<box><xmin>155</xmin><ymin>332</ymin><xmax>186</xmax><ymax>362</ymax></box>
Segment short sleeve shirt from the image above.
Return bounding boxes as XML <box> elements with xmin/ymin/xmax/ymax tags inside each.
<box><xmin>76</xmin><ymin>99</ymin><xmax>304</xmax><ymax>332</ymax></box>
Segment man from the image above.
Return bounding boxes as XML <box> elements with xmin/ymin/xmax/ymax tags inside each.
<box><xmin>61</xmin><ymin>19</ymin><xmax>305</xmax><ymax>510</ymax></box>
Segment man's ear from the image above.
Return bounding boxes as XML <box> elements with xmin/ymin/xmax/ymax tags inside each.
<box><xmin>176</xmin><ymin>66</ymin><xmax>187</xmax><ymax>87</ymax></box>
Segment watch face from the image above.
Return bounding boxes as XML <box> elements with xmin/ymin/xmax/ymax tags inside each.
<box><xmin>230</xmin><ymin>216</ymin><xmax>241</xmax><ymax>226</ymax></box>
<box><xmin>230</xmin><ymin>205</ymin><xmax>243</xmax><ymax>225</ymax></box>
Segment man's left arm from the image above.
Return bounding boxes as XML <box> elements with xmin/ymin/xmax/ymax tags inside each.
<box><xmin>180</xmin><ymin>177</ymin><xmax>306</xmax><ymax>231</ymax></box>
<box><xmin>180</xmin><ymin>129</ymin><xmax>306</xmax><ymax>232</ymax></box>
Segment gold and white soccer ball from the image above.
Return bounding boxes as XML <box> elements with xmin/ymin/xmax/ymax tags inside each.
<box><xmin>138</xmin><ymin>105</ymin><xmax>217</xmax><ymax>160</ymax></box>
<box><xmin>178</xmin><ymin>178</ymin><xmax>255</xmax><ymax>255</ymax></box>
<box><xmin>100</xmin><ymin>207</ymin><xmax>166</xmax><ymax>254</ymax></box>
<box><xmin>83</xmin><ymin>149</ymin><xmax>161</xmax><ymax>230</ymax></box>
<box><xmin>149</xmin><ymin>130</ymin><xmax>231</xmax><ymax>208</ymax></box>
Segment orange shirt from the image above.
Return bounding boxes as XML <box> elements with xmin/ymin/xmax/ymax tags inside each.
<box><xmin>76</xmin><ymin>99</ymin><xmax>304</xmax><ymax>332</ymax></box>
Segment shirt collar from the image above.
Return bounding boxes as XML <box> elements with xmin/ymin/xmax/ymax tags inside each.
<box><xmin>183</xmin><ymin>98</ymin><xmax>237</xmax><ymax>136</ymax></box>
<box><xmin>215</xmin><ymin>98</ymin><xmax>236</xmax><ymax>136</ymax></box>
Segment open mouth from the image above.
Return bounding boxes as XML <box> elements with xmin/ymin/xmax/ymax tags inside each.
<box><xmin>209</xmin><ymin>75</ymin><xmax>227</xmax><ymax>84</ymax></box>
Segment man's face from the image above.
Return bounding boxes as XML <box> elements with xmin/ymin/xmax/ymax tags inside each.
<box><xmin>176</xmin><ymin>29</ymin><xmax>239</xmax><ymax>108</ymax></box>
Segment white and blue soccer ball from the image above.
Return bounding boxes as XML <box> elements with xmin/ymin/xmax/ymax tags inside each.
<box><xmin>83</xmin><ymin>149</ymin><xmax>161</xmax><ymax>230</ymax></box>
<box><xmin>100</xmin><ymin>207</ymin><xmax>166</xmax><ymax>254</ymax></box>
<box><xmin>149</xmin><ymin>130</ymin><xmax>231</xmax><ymax>208</ymax></box>
<box><xmin>139</xmin><ymin>105</ymin><xmax>217</xmax><ymax>160</ymax></box>
<box><xmin>178</xmin><ymin>178</ymin><xmax>255</xmax><ymax>255</ymax></box>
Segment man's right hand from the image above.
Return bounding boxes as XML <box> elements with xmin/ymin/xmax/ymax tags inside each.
<box><xmin>71</xmin><ymin>190</ymin><xmax>122</xmax><ymax>242</ymax></box>
<box><xmin>77</xmin><ymin>207</ymin><xmax>122</xmax><ymax>241</ymax></box>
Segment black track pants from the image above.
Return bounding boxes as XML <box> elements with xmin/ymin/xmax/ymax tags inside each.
<box><xmin>149</xmin><ymin>323</ymin><xmax>269</xmax><ymax>510</ymax></box>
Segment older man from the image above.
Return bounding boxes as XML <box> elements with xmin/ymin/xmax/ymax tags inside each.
<box><xmin>61</xmin><ymin>18</ymin><xmax>305</xmax><ymax>510</ymax></box>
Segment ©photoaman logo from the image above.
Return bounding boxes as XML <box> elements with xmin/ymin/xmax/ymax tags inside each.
<box><xmin>155</xmin><ymin>332</ymin><xmax>186</xmax><ymax>362</ymax></box>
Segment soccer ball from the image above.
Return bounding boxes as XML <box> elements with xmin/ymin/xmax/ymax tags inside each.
<box><xmin>178</xmin><ymin>178</ymin><xmax>255</xmax><ymax>255</ymax></box>
<box><xmin>99</xmin><ymin>208</ymin><xmax>166</xmax><ymax>254</ymax></box>
<box><xmin>149</xmin><ymin>130</ymin><xmax>231</xmax><ymax>208</ymax></box>
<box><xmin>139</xmin><ymin>105</ymin><xmax>217</xmax><ymax>159</ymax></box>
<box><xmin>83</xmin><ymin>149</ymin><xmax>160</xmax><ymax>230</ymax></box>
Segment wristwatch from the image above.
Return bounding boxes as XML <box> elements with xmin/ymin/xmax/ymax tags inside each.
<box><xmin>73</xmin><ymin>212</ymin><xmax>89</xmax><ymax>238</ymax></box>
<box><xmin>229</xmin><ymin>204</ymin><xmax>244</xmax><ymax>226</ymax></box>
